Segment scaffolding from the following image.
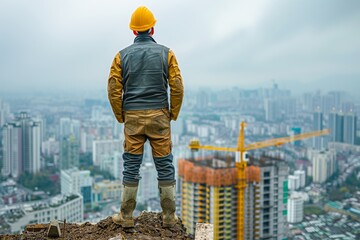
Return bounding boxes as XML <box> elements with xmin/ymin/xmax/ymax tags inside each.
<box><xmin>178</xmin><ymin>159</ymin><xmax>238</xmax><ymax>187</ymax></box>
<box><xmin>179</xmin><ymin>158</ymin><xmax>238</xmax><ymax>240</ymax></box>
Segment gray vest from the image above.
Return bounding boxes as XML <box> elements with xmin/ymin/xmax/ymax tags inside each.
<box><xmin>120</xmin><ymin>35</ymin><xmax>169</xmax><ymax>111</ymax></box>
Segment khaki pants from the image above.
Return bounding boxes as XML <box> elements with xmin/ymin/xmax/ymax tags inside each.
<box><xmin>122</xmin><ymin>108</ymin><xmax>174</xmax><ymax>185</ymax></box>
<box><xmin>123</xmin><ymin>108</ymin><xmax>171</xmax><ymax>157</ymax></box>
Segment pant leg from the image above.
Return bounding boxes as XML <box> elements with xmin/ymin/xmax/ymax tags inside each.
<box><xmin>145</xmin><ymin>108</ymin><xmax>175</xmax><ymax>182</ymax></box>
<box><xmin>122</xmin><ymin>152</ymin><xmax>143</xmax><ymax>186</ymax></box>
<box><xmin>153</xmin><ymin>154</ymin><xmax>175</xmax><ymax>184</ymax></box>
<box><xmin>122</xmin><ymin>111</ymin><xmax>146</xmax><ymax>185</ymax></box>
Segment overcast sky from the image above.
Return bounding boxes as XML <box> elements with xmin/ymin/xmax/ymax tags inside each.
<box><xmin>0</xmin><ymin>0</ymin><xmax>359</xmax><ymax>95</ymax></box>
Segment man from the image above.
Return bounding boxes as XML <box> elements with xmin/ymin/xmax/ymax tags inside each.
<box><xmin>107</xmin><ymin>6</ymin><xmax>184</xmax><ymax>228</ymax></box>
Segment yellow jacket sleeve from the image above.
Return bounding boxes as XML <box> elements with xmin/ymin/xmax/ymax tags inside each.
<box><xmin>168</xmin><ymin>50</ymin><xmax>184</xmax><ymax>121</ymax></box>
<box><xmin>107</xmin><ymin>52</ymin><xmax>124</xmax><ymax>123</ymax></box>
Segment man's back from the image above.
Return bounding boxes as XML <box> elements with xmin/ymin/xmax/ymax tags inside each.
<box><xmin>120</xmin><ymin>34</ymin><xmax>169</xmax><ymax>111</ymax></box>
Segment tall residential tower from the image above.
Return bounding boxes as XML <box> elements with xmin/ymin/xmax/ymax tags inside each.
<box><xmin>1</xmin><ymin>112</ymin><xmax>41</xmax><ymax>178</ymax></box>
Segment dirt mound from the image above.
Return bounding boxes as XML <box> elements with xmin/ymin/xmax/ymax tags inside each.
<box><xmin>1</xmin><ymin>212</ymin><xmax>194</xmax><ymax>240</ymax></box>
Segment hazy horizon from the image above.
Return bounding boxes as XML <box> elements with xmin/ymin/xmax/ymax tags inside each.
<box><xmin>1</xmin><ymin>0</ymin><xmax>359</xmax><ymax>95</ymax></box>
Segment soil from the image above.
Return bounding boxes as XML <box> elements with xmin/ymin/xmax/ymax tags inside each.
<box><xmin>0</xmin><ymin>212</ymin><xmax>194</xmax><ymax>240</ymax></box>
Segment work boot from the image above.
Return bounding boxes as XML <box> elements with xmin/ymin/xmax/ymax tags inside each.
<box><xmin>112</xmin><ymin>185</ymin><xmax>138</xmax><ymax>227</ymax></box>
<box><xmin>159</xmin><ymin>182</ymin><xmax>178</xmax><ymax>228</ymax></box>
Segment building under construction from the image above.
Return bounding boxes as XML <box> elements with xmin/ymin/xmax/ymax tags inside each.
<box><xmin>178</xmin><ymin>155</ymin><xmax>289</xmax><ymax>240</ymax></box>
<box><xmin>178</xmin><ymin>155</ymin><xmax>238</xmax><ymax>239</ymax></box>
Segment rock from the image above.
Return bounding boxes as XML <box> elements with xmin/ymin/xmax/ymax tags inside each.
<box><xmin>47</xmin><ymin>220</ymin><xmax>62</xmax><ymax>238</ymax></box>
<box><xmin>108</xmin><ymin>233</ymin><xmax>124</xmax><ymax>240</ymax></box>
<box><xmin>195</xmin><ymin>223</ymin><xmax>213</xmax><ymax>240</ymax></box>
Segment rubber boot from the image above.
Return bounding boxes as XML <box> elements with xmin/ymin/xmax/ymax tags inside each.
<box><xmin>112</xmin><ymin>185</ymin><xmax>138</xmax><ymax>227</ymax></box>
<box><xmin>159</xmin><ymin>183</ymin><xmax>178</xmax><ymax>228</ymax></box>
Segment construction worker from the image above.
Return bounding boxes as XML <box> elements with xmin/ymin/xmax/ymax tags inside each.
<box><xmin>107</xmin><ymin>6</ymin><xmax>184</xmax><ymax>228</ymax></box>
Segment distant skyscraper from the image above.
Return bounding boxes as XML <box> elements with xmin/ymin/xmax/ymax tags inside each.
<box><xmin>328</xmin><ymin>91</ymin><xmax>344</xmax><ymax>111</ymax></box>
<box><xmin>264</xmin><ymin>99</ymin><xmax>279</xmax><ymax>122</ymax></box>
<box><xmin>287</xmin><ymin>193</ymin><xmax>303</xmax><ymax>223</ymax></box>
<box><xmin>310</xmin><ymin>150</ymin><xmax>336</xmax><ymax>183</ymax></box>
<box><xmin>328</xmin><ymin>111</ymin><xmax>356</xmax><ymax>145</ymax></box>
<box><xmin>312</xmin><ymin>111</ymin><xmax>323</xmax><ymax>150</ymax></box>
<box><xmin>328</xmin><ymin>111</ymin><xmax>344</xmax><ymax>142</ymax></box>
<box><xmin>281</xmin><ymin>97</ymin><xmax>297</xmax><ymax>118</ymax></box>
<box><xmin>343</xmin><ymin>113</ymin><xmax>357</xmax><ymax>145</ymax></box>
<box><xmin>288</xmin><ymin>175</ymin><xmax>300</xmax><ymax>191</ymax></box>
<box><xmin>1</xmin><ymin>112</ymin><xmax>41</xmax><ymax>178</ymax></box>
<box><xmin>0</xmin><ymin>99</ymin><xmax>10</xmax><ymax>128</ymax></box>
<box><xmin>60</xmin><ymin>135</ymin><xmax>79</xmax><ymax>170</ymax></box>
<box><xmin>42</xmin><ymin>137</ymin><xmax>59</xmax><ymax>156</ymax></box>
<box><xmin>294</xmin><ymin>170</ymin><xmax>306</xmax><ymax>188</ymax></box>
<box><xmin>59</xmin><ymin>118</ymin><xmax>81</xmax><ymax>140</ymax></box>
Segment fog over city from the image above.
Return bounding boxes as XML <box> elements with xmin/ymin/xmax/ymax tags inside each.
<box><xmin>0</xmin><ymin>0</ymin><xmax>360</xmax><ymax>94</ymax></box>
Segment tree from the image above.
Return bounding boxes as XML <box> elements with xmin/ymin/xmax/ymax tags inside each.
<box><xmin>18</xmin><ymin>171</ymin><xmax>60</xmax><ymax>196</ymax></box>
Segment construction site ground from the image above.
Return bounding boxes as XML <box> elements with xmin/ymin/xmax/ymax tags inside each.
<box><xmin>0</xmin><ymin>212</ymin><xmax>194</xmax><ymax>240</ymax></box>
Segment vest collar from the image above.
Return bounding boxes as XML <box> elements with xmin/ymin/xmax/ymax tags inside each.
<box><xmin>134</xmin><ymin>35</ymin><xmax>157</xmax><ymax>44</ymax></box>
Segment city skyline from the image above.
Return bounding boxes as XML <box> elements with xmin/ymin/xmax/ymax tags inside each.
<box><xmin>0</xmin><ymin>86</ymin><xmax>359</xmax><ymax>238</ymax></box>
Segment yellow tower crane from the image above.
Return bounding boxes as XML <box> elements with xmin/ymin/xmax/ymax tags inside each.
<box><xmin>189</xmin><ymin>121</ymin><xmax>330</xmax><ymax>240</ymax></box>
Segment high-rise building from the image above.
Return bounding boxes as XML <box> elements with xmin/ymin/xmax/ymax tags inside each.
<box><xmin>179</xmin><ymin>156</ymin><xmax>288</xmax><ymax>240</ymax></box>
<box><xmin>264</xmin><ymin>99</ymin><xmax>279</xmax><ymax>122</ymax></box>
<box><xmin>0</xmin><ymin>99</ymin><xmax>10</xmax><ymax>128</ymax></box>
<box><xmin>288</xmin><ymin>175</ymin><xmax>300</xmax><ymax>191</ymax></box>
<box><xmin>1</xmin><ymin>112</ymin><xmax>41</xmax><ymax>178</ymax></box>
<box><xmin>287</xmin><ymin>193</ymin><xmax>303</xmax><ymax>223</ymax></box>
<box><xmin>328</xmin><ymin>111</ymin><xmax>357</xmax><ymax>145</ymax></box>
<box><xmin>294</xmin><ymin>170</ymin><xmax>306</xmax><ymax>188</ymax></box>
<box><xmin>244</xmin><ymin>166</ymin><xmax>261</xmax><ymax>240</ymax></box>
<box><xmin>244</xmin><ymin>157</ymin><xmax>289</xmax><ymax>240</ymax></box>
<box><xmin>178</xmin><ymin>157</ymin><xmax>238</xmax><ymax>239</ymax></box>
<box><xmin>61</xmin><ymin>167</ymin><xmax>92</xmax><ymax>205</ymax></box>
<box><xmin>60</xmin><ymin>135</ymin><xmax>79</xmax><ymax>170</ymax></box>
<box><xmin>42</xmin><ymin>137</ymin><xmax>59</xmax><ymax>156</ymax></box>
<box><xmin>343</xmin><ymin>112</ymin><xmax>357</xmax><ymax>145</ymax></box>
<box><xmin>312</xmin><ymin>111</ymin><xmax>324</xmax><ymax>150</ymax></box>
<box><xmin>328</xmin><ymin>111</ymin><xmax>344</xmax><ymax>142</ymax></box>
<box><xmin>59</xmin><ymin>118</ymin><xmax>81</xmax><ymax>140</ymax></box>
<box><xmin>310</xmin><ymin>150</ymin><xmax>336</xmax><ymax>183</ymax></box>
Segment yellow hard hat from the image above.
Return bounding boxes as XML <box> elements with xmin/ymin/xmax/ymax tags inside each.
<box><xmin>129</xmin><ymin>6</ymin><xmax>157</xmax><ymax>32</ymax></box>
